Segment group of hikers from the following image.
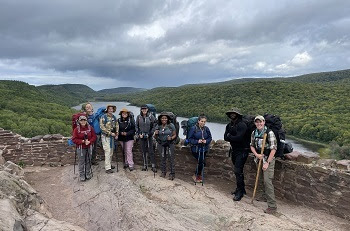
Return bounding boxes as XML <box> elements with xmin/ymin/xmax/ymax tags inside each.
<box><xmin>71</xmin><ymin>103</ymin><xmax>278</xmax><ymax>215</ymax></box>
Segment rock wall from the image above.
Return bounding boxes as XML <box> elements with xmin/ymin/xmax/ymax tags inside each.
<box><xmin>1</xmin><ymin>128</ymin><xmax>349</xmax><ymax>220</ymax></box>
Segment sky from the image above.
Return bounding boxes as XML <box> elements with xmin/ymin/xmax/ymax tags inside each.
<box><xmin>0</xmin><ymin>0</ymin><xmax>349</xmax><ymax>90</ymax></box>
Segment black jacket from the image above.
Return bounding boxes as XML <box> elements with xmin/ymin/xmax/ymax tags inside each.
<box><xmin>224</xmin><ymin>118</ymin><xmax>248</xmax><ymax>150</ymax></box>
<box><xmin>118</xmin><ymin>117</ymin><xmax>136</xmax><ymax>142</ymax></box>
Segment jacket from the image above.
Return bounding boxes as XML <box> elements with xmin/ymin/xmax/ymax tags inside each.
<box><xmin>135</xmin><ymin>113</ymin><xmax>156</xmax><ymax>136</ymax></box>
<box><xmin>224</xmin><ymin>118</ymin><xmax>248</xmax><ymax>150</ymax></box>
<box><xmin>118</xmin><ymin>117</ymin><xmax>136</xmax><ymax>141</ymax></box>
<box><xmin>72</xmin><ymin>125</ymin><xmax>97</xmax><ymax>149</ymax></box>
<box><xmin>188</xmin><ymin>125</ymin><xmax>212</xmax><ymax>153</ymax></box>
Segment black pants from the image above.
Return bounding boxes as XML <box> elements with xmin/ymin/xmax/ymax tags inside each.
<box><xmin>140</xmin><ymin>137</ymin><xmax>155</xmax><ymax>167</ymax></box>
<box><xmin>192</xmin><ymin>151</ymin><xmax>207</xmax><ymax>176</ymax></box>
<box><xmin>231</xmin><ymin>149</ymin><xmax>249</xmax><ymax>192</ymax></box>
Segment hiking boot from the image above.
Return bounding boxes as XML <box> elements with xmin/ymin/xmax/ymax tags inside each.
<box><xmin>160</xmin><ymin>172</ymin><xmax>166</xmax><ymax>178</ymax></box>
<box><xmin>80</xmin><ymin>176</ymin><xmax>86</xmax><ymax>182</ymax></box>
<box><xmin>86</xmin><ymin>175</ymin><xmax>92</xmax><ymax>180</ymax></box>
<box><xmin>105</xmin><ymin>169</ymin><xmax>114</xmax><ymax>174</ymax></box>
<box><xmin>151</xmin><ymin>167</ymin><xmax>157</xmax><ymax>173</ymax></box>
<box><xmin>168</xmin><ymin>174</ymin><xmax>175</xmax><ymax>181</ymax></box>
<box><xmin>233</xmin><ymin>190</ymin><xmax>244</xmax><ymax>201</ymax></box>
<box><xmin>264</xmin><ymin>207</ymin><xmax>277</xmax><ymax>214</ymax></box>
<box><xmin>91</xmin><ymin>160</ymin><xmax>98</xmax><ymax>166</ymax></box>
<box><xmin>123</xmin><ymin>164</ymin><xmax>129</xmax><ymax>169</ymax></box>
<box><xmin>129</xmin><ymin>167</ymin><xmax>134</xmax><ymax>171</ymax></box>
<box><xmin>142</xmin><ymin>166</ymin><xmax>147</xmax><ymax>171</ymax></box>
<box><xmin>111</xmin><ymin>165</ymin><xmax>116</xmax><ymax>169</ymax></box>
<box><xmin>196</xmin><ymin>175</ymin><xmax>202</xmax><ymax>183</ymax></box>
<box><xmin>231</xmin><ymin>188</ymin><xmax>238</xmax><ymax>195</ymax></box>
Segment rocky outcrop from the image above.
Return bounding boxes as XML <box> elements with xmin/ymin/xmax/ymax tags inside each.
<box><xmin>0</xmin><ymin>165</ymin><xmax>85</xmax><ymax>231</ymax></box>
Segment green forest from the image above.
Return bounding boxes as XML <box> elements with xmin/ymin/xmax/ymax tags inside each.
<box><xmin>1</xmin><ymin>69</ymin><xmax>350</xmax><ymax>159</ymax></box>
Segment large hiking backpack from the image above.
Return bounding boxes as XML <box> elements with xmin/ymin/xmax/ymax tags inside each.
<box><xmin>242</xmin><ymin>114</ymin><xmax>293</xmax><ymax>158</ymax></box>
<box><xmin>145</xmin><ymin>104</ymin><xmax>157</xmax><ymax>118</ymax></box>
<box><xmin>71</xmin><ymin>112</ymin><xmax>87</xmax><ymax>133</ymax></box>
<box><xmin>164</xmin><ymin>112</ymin><xmax>180</xmax><ymax>144</ymax></box>
<box><xmin>91</xmin><ymin>106</ymin><xmax>106</xmax><ymax>135</ymax></box>
<box><xmin>181</xmin><ymin>116</ymin><xmax>198</xmax><ymax>146</ymax></box>
<box><xmin>263</xmin><ymin>114</ymin><xmax>293</xmax><ymax>158</ymax></box>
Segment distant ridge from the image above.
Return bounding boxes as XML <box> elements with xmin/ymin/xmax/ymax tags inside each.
<box><xmin>97</xmin><ymin>87</ymin><xmax>145</xmax><ymax>94</ymax></box>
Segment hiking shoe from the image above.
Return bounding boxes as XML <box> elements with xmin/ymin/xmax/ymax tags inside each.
<box><xmin>160</xmin><ymin>172</ymin><xmax>166</xmax><ymax>178</ymax></box>
<box><xmin>111</xmin><ymin>165</ymin><xmax>116</xmax><ymax>169</ymax></box>
<box><xmin>129</xmin><ymin>167</ymin><xmax>134</xmax><ymax>171</ymax></box>
<box><xmin>233</xmin><ymin>190</ymin><xmax>244</xmax><ymax>201</ymax></box>
<box><xmin>151</xmin><ymin>167</ymin><xmax>157</xmax><ymax>173</ymax></box>
<box><xmin>168</xmin><ymin>174</ymin><xmax>175</xmax><ymax>181</ymax></box>
<box><xmin>105</xmin><ymin>169</ymin><xmax>114</xmax><ymax>174</ymax></box>
<box><xmin>264</xmin><ymin>207</ymin><xmax>277</xmax><ymax>214</ymax></box>
<box><xmin>142</xmin><ymin>166</ymin><xmax>147</xmax><ymax>171</ymax></box>
<box><xmin>91</xmin><ymin>161</ymin><xmax>98</xmax><ymax>166</ymax></box>
<box><xmin>196</xmin><ymin>176</ymin><xmax>202</xmax><ymax>183</ymax></box>
<box><xmin>80</xmin><ymin>176</ymin><xmax>86</xmax><ymax>182</ymax></box>
<box><xmin>123</xmin><ymin>164</ymin><xmax>129</xmax><ymax>169</ymax></box>
<box><xmin>86</xmin><ymin>175</ymin><xmax>92</xmax><ymax>180</ymax></box>
<box><xmin>231</xmin><ymin>188</ymin><xmax>238</xmax><ymax>195</ymax></box>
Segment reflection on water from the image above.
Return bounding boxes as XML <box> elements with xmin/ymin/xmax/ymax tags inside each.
<box><xmin>73</xmin><ymin>101</ymin><xmax>322</xmax><ymax>155</ymax></box>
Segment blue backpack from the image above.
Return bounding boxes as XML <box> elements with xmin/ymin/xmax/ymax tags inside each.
<box><xmin>181</xmin><ymin>116</ymin><xmax>199</xmax><ymax>146</ymax></box>
<box><xmin>90</xmin><ymin>107</ymin><xmax>107</xmax><ymax>135</ymax></box>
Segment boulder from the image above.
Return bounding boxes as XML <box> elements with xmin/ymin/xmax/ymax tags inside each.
<box><xmin>31</xmin><ymin>135</ymin><xmax>43</xmax><ymax>143</ymax></box>
<box><xmin>317</xmin><ymin>159</ymin><xmax>336</xmax><ymax>168</ymax></box>
<box><xmin>0</xmin><ymin>199</ymin><xmax>26</xmax><ymax>231</ymax></box>
<box><xmin>336</xmin><ymin>160</ymin><xmax>350</xmax><ymax>170</ymax></box>
<box><xmin>296</xmin><ymin>152</ymin><xmax>320</xmax><ymax>164</ymax></box>
<box><xmin>3</xmin><ymin>161</ymin><xmax>24</xmax><ymax>176</ymax></box>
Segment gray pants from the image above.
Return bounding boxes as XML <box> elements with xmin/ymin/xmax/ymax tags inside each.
<box><xmin>158</xmin><ymin>143</ymin><xmax>175</xmax><ymax>176</ymax></box>
<box><xmin>91</xmin><ymin>134</ymin><xmax>101</xmax><ymax>162</ymax></box>
<box><xmin>140</xmin><ymin>137</ymin><xmax>155</xmax><ymax>168</ymax></box>
<box><xmin>77</xmin><ymin>147</ymin><xmax>92</xmax><ymax>180</ymax></box>
<box><xmin>263</xmin><ymin>158</ymin><xmax>276</xmax><ymax>208</ymax></box>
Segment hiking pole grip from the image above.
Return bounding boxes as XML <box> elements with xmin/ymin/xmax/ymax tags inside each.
<box><xmin>251</xmin><ymin>133</ymin><xmax>267</xmax><ymax>203</ymax></box>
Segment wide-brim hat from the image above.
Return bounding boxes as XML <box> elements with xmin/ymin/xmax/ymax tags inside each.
<box><xmin>119</xmin><ymin>108</ymin><xmax>130</xmax><ymax>115</ymax></box>
<box><xmin>106</xmin><ymin>104</ymin><xmax>117</xmax><ymax>113</ymax></box>
<box><xmin>226</xmin><ymin>108</ymin><xmax>242</xmax><ymax>116</ymax></box>
<box><xmin>158</xmin><ymin>112</ymin><xmax>171</xmax><ymax>121</ymax></box>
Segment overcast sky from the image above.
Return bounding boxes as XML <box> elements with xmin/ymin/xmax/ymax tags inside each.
<box><xmin>0</xmin><ymin>0</ymin><xmax>349</xmax><ymax>90</ymax></box>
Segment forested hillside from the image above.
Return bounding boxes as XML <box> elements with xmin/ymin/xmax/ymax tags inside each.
<box><xmin>0</xmin><ymin>81</ymin><xmax>76</xmax><ymax>137</ymax></box>
<box><xmin>109</xmin><ymin>69</ymin><xmax>350</xmax><ymax>146</ymax></box>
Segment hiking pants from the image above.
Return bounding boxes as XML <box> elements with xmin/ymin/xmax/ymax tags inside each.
<box><xmin>140</xmin><ymin>137</ymin><xmax>155</xmax><ymax>168</ymax></box>
<box><xmin>91</xmin><ymin>134</ymin><xmax>101</xmax><ymax>163</ymax></box>
<box><xmin>77</xmin><ymin>147</ymin><xmax>92</xmax><ymax>180</ymax></box>
<box><xmin>102</xmin><ymin>135</ymin><xmax>114</xmax><ymax>170</ymax></box>
<box><xmin>231</xmin><ymin>149</ymin><xmax>249</xmax><ymax>192</ymax></box>
<box><xmin>120</xmin><ymin>140</ymin><xmax>134</xmax><ymax>168</ymax></box>
<box><xmin>263</xmin><ymin>158</ymin><xmax>277</xmax><ymax>208</ymax></box>
<box><xmin>159</xmin><ymin>143</ymin><xmax>175</xmax><ymax>176</ymax></box>
<box><xmin>192</xmin><ymin>151</ymin><xmax>207</xmax><ymax>176</ymax></box>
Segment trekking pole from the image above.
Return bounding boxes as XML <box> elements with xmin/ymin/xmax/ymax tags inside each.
<box><xmin>74</xmin><ymin>147</ymin><xmax>77</xmax><ymax>174</ymax></box>
<box><xmin>194</xmin><ymin>146</ymin><xmax>201</xmax><ymax>185</ymax></box>
<box><xmin>115</xmin><ymin>140</ymin><xmax>119</xmax><ymax>172</ymax></box>
<box><xmin>201</xmin><ymin>146</ymin><xmax>205</xmax><ymax>186</ymax></box>
<box><xmin>89</xmin><ymin>145</ymin><xmax>93</xmax><ymax>177</ymax></box>
<box><xmin>251</xmin><ymin>133</ymin><xmax>267</xmax><ymax>204</ymax></box>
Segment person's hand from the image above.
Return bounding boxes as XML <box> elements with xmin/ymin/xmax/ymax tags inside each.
<box><xmin>262</xmin><ymin>162</ymin><xmax>269</xmax><ymax>171</ymax></box>
<box><xmin>155</xmin><ymin>130</ymin><xmax>159</xmax><ymax>135</ymax></box>
<box><xmin>85</xmin><ymin>140</ymin><xmax>90</xmax><ymax>145</ymax></box>
<box><xmin>140</xmin><ymin>134</ymin><xmax>143</xmax><ymax>139</ymax></box>
<box><xmin>111</xmin><ymin>133</ymin><xmax>116</xmax><ymax>137</ymax></box>
<box><xmin>255</xmin><ymin>154</ymin><xmax>264</xmax><ymax>160</ymax></box>
<box><xmin>115</xmin><ymin>136</ymin><xmax>118</xmax><ymax>140</ymax></box>
<box><xmin>167</xmin><ymin>135</ymin><xmax>172</xmax><ymax>141</ymax></box>
<box><xmin>202</xmin><ymin>139</ymin><xmax>207</xmax><ymax>144</ymax></box>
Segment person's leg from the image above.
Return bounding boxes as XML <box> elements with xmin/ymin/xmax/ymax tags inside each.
<box><xmin>125</xmin><ymin>140</ymin><xmax>135</xmax><ymax>170</ymax></box>
<box><xmin>233</xmin><ymin>149</ymin><xmax>248</xmax><ymax>201</ymax></box>
<box><xmin>86</xmin><ymin>147</ymin><xmax>93</xmax><ymax>179</ymax></box>
<box><xmin>140</xmin><ymin>139</ymin><xmax>147</xmax><ymax>170</ymax></box>
<box><xmin>148</xmin><ymin>137</ymin><xmax>156</xmax><ymax>170</ymax></box>
<box><xmin>77</xmin><ymin>147</ymin><xmax>86</xmax><ymax>181</ymax></box>
<box><xmin>159</xmin><ymin>145</ymin><xmax>166</xmax><ymax>177</ymax></box>
<box><xmin>263</xmin><ymin>158</ymin><xmax>277</xmax><ymax>212</ymax></box>
<box><xmin>102</xmin><ymin>135</ymin><xmax>112</xmax><ymax>171</ymax></box>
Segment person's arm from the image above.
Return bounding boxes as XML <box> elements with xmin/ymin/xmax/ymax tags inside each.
<box><xmin>72</xmin><ymin>128</ymin><xmax>83</xmax><ymax>145</ymax></box>
<box><xmin>149</xmin><ymin>115</ymin><xmax>156</xmax><ymax>136</ymax></box>
<box><xmin>263</xmin><ymin>131</ymin><xmax>277</xmax><ymax>170</ymax></box>
<box><xmin>188</xmin><ymin>126</ymin><xmax>198</xmax><ymax>145</ymax></box>
<box><xmin>224</xmin><ymin>124</ymin><xmax>230</xmax><ymax>141</ymax></box>
<box><xmin>135</xmin><ymin>115</ymin><xmax>140</xmax><ymax>135</ymax></box>
<box><xmin>225</xmin><ymin>122</ymin><xmax>247</xmax><ymax>142</ymax></box>
<box><xmin>205</xmin><ymin>127</ymin><xmax>212</xmax><ymax>145</ymax></box>
<box><xmin>126</xmin><ymin>118</ymin><xmax>136</xmax><ymax>136</ymax></box>
<box><xmin>90</xmin><ymin>127</ymin><xmax>97</xmax><ymax>143</ymax></box>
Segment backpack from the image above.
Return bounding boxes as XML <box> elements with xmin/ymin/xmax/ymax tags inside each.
<box><xmin>181</xmin><ymin>116</ymin><xmax>198</xmax><ymax>146</ymax></box>
<box><xmin>145</xmin><ymin>104</ymin><xmax>157</xmax><ymax>118</ymax></box>
<box><xmin>71</xmin><ymin>112</ymin><xmax>86</xmax><ymax>133</ymax></box>
<box><xmin>164</xmin><ymin>112</ymin><xmax>180</xmax><ymax>144</ymax></box>
<box><xmin>242</xmin><ymin>114</ymin><xmax>293</xmax><ymax>158</ymax></box>
<box><xmin>263</xmin><ymin>114</ymin><xmax>293</xmax><ymax>158</ymax></box>
<box><xmin>91</xmin><ymin>106</ymin><xmax>106</xmax><ymax>135</ymax></box>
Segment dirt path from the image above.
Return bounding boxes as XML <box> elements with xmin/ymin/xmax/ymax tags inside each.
<box><xmin>24</xmin><ymin>164</ymin><xmax>350</xmax><ymax>231</ymax></box>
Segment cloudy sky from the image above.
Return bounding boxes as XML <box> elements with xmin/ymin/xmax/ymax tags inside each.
<box><xmin>0</xmin><ymin>0</ymin><xmax>349</xmax><ymax>90</ymax></box>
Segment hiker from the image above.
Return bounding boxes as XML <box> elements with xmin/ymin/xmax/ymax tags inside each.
<box><xmin>72</xmin><ymin>115</ymin><xmax>97</xmax><ymax>181</ymax></box>
<box><xmin>100</xmin><ymin>104</ymin><xmax>118</xmax><ymax>174</ymax></box>
<box><xmin>224</xmin><ymin>108</ymin><xmax>248</xmax><ymax>201</ymax></box>
<box><xmin>118</xmin><ymin>108</ymin><xmax>136</xmax><ymax>171</ymax></box>
<box><xmin>154</xmin><ymin>112</ymin><xmax>177</xmax><ymax>180</ymax></box>
<box><xmin>188</xmin><ymin>114</ymin><xmax>212</xmax><ymax>183</ymax></box>
<box><xmin>136</xmin><ymin>105</ymin><xmax>157</xmax><ymax>172</ymax></box>
<box><xmin>250</xmin><ymin>115</ymin><xmax>278</xmax><ymax>214</ymax></box>
<box><xmin>82</xmin><ymin>102</ymin><xmax>99</xmax><ymax>165</ymax></box>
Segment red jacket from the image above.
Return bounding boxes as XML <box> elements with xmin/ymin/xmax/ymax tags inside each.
<box><xmin>72</xmin><ymin>124</ymin><xmax>97</xmax><ymax>148</ymax></box>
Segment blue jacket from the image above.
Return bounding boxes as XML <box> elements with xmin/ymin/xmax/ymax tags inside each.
<box><xmin>188</xmin><ymin>125</ymin><xmax>212</xmax><ymax>153</ymax></box>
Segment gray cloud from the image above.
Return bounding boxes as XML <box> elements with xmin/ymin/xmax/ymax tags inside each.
<box><xmin>0</xmin><ymin>0</ymin><xmax>350</xmax><ymax>89</ymax></box>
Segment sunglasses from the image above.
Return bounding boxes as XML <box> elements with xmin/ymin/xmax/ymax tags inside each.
<box><xmin>79</xmin><ymin>119</ymin><xmax>87</xmax><ymax>121</ymax></box>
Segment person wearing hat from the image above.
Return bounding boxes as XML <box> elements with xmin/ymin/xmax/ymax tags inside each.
<box><xmin>250</xmin><ymin>115</ymin><xmax>278</xmax><ymax>214</ymax></box>
<box><xmin>118</xmin><ymin>108</ymin><xmax>136</xmax><ymax>171</ymax></box>
<box><xmin>224</xmin><ymin>108</ymin><xmax>249</xmax><ymax>201</ymax></box>
<box><xmin>72</xmin><ymin>115</ymin><xmax>97</xmax><ymax>181</ymax></box>
<box><xmin>136</xmin><ymin>105</ymin><xmax>157</xmax><ymax>172</ymax></box>
<box><xmin>100</xmin><ymin>104</ymin><xmax>118</xmax><ymax>174</ymax></box>
<box><xmin>154</xmin><ymin>112</ymin><xmax>177</xmax><ymax>180</ymax></box>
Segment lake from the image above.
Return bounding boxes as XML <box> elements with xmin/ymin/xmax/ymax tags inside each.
<box><xmin>73</xmin><ymin>101</ymin><xmax>324</xmax><ymax>154</ymax></box>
